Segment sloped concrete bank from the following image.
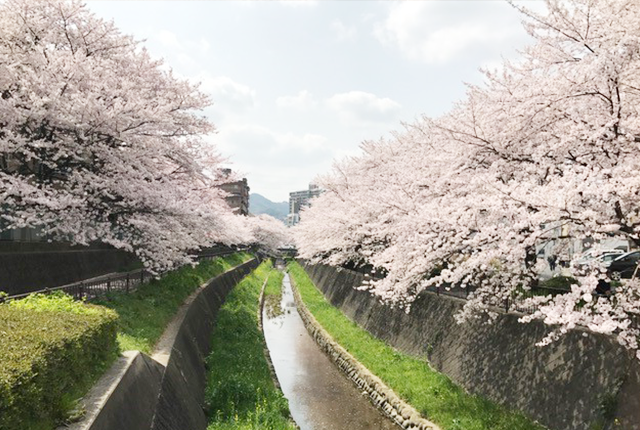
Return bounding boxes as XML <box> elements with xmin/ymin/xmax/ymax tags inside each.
<box><xmin>300</xmin><ymin>262</ymin><xmax>640</xmax><ymax>430</ymax></box>
<box><xmin>63</xmin><ymin>258</ymin><xmax>259</xmax><ymax>430</ymax></box>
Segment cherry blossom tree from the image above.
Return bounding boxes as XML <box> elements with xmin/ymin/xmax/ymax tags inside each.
<box><xmin>0</xmin><ymin>0</ymin><xmax>241</xmax><ymax>271</ymax></box>
<box><xmin>245</xmin><ymin>214</ymin><xmax>292</xmax><ymax>255</ymax></box>
<box><xmin>295</xmin><ymin>0</ymin><xmax>640</xmax><ymax>357</ymax></box>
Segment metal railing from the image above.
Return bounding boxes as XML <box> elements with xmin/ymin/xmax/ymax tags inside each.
<box><xmin>3</xmin><ymin>268</ymin><xmax>154</xmax><ymax>302</ymax></box>
<box><xmin>2</xmin><ymin>248</ymin><xmax>242</xmax><ymax>302</ymax></box>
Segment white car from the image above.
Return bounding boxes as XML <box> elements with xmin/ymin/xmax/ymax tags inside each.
<box><xmin>571</xmin><ymin>249</ymin><xmax>625</xmax><ymax>270</ymax></box>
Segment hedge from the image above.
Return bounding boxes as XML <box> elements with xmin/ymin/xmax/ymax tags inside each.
<box><xmin>0</xmin><ymin>292</ymin><xmax>119</xmax><ymax>430</ymax></box>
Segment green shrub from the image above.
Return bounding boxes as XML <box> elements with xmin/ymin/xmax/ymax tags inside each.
<box><xmin>538</xmin><ymin>276</ymin><xmax>578</xmax><ymax>292</ymax></box>
<box><xmin>0</xmin><ymin>252</ymin><xmax>252</xmax><ymax>429</ymax></box>
<box><xmin>0</xmin><ymin>293</ymin><xmax>118</xmax><ymax>430</ymax></box>
<box><xmin>9</xmin><ymin>291</ymin><xmax>106</xmax><ymax>316</ymax></box>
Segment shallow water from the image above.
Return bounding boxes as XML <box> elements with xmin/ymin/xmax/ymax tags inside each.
<box><xmin>262</xmin><ymin>272</ymin><xmax>398</xmax><ymax>430</ymax></box>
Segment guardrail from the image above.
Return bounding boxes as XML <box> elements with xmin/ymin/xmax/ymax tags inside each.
<box><xmin>1</xmin><ymin>248</ymin><xmax>242</xmax><ymax>302</ymax></box>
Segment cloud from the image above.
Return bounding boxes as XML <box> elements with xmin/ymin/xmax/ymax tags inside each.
<box><xmin>278</xmin><ymin>0</ymin><xmax>318</xmax><ymax>7</ymax></box>
<box><xmin>196</xmin><ymin>75</ymin><xmax>256</xmax><ymax>114</ymax></box>
<box><xmin>199</xmin><ymin>38</ymin><xmax>211</xmax><ymax>54</ymax></box>
<box><xmin>217</xmin><ymin>124</ymin><xmax>328</xmax><ymax>156</ymax></box>
<box><xmin>331</xmin><ymin>19</ymin><xmax>357</xmax><ymax>42</ymax></box>
<box><xmin>154</xmin><ymin>29</ymin><xmax>182</xmax><ymax>49</ymax></box>
<box><xmin>326</xmin><ymin>91</ymin><xmax>401</xmax><ymax>127</ymax></box>
<box><xmin>149</xmin><ymin>31</ymin><xmax>211</xmax><ymax>71</ymax></box>
<box><xmin>374</xmin><ymin>2</ymin><xmax>523</xmax><ymax>65</ymax></box>
<box><xmin>211</xmin><ymin>124</ymin><xmax>334</xmax><ymax>200</ymax></box>
<box><xmin>276</xmin><ymin>90</ymin><xmax>317</xmax><ymax>110</ymax></box>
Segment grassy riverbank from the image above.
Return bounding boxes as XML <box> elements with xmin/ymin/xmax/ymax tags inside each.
<box><xmin>287</xmin><ymin>261</ymin><xmax>544</xmax><ymax>430</ymax></box>
<box><xmin>205</xmin><ymin>262</ymin><xmax>296</xmax><ymax>430</ymax></box>
<box><xmin>94</xmin><ymin>252</ymin><xmax>252</xmax><ymax>353</ymax></box>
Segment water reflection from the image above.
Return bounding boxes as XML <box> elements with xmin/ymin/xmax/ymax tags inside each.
<box><xmin>262</xmin><ymin>273</ymin><xmax>398</xmax><ymax>430</ymax></box>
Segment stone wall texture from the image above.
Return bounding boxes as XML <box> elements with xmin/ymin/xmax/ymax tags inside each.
<box><xmin>301</xmin><ymin>262</ymin><xmax>640</xmax><ymax>430</ymax></box>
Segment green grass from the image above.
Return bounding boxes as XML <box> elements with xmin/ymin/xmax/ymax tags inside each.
<box><xmin>263</xmin><ymin>269</ymin><xmax>285</xmax><ymax>318</ymax></box>
<box><xmin>537</xmin><ymin>276</ymin><xmax>577</xmax><ymax>293</ymax></box>
<box><xmin>287</xmin><ymin>261</ymin><xmax>545</xmax><ymax>430</ymax></box>
<box><xmin>94</xmin><ymin>252</ymin><xmax>252</xmax><ymax>353</ymax></box>
<box><xmin>264</xmin><ymin>269</ymin><xmax>284</xmax><ymax>297</ymax></box>
<box><xmin>205</xmin><ymin>261</ymin><xmax>296</xmax><ymax>430</ymax></box>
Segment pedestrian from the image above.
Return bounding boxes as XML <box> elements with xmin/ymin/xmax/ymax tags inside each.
<box><xmin>595</xmin><ymin>279</ymin><xmax>612</xmax><ymax>297</ymax></box>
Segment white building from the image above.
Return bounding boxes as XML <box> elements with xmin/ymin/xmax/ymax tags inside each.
<box><xmin>287</xmin><ymin>184</ymin><xmax>322</xmax><ymax>226</ymax></box>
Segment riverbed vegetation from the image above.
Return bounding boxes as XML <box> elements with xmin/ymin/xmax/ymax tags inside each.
<box><xmin>287</xmin><ymin>261</ymin><xmax>545</xmax><ymax>430</ymax></box>
<box><xmin>205</xmin><ymin>261</ymin><xmax>296</xmax><ymax>430</ymax></box>
<box><xmin>263</xmin><ymin>267</ymin><xmax>285</xmax><ymax>318</ymax></box>
<box><xmin>94</xmin><ymin>252</ymin><xmax>252</xmax><ymax>353</ymax></box>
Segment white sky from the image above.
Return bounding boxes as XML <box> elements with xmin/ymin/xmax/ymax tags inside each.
<box><xmin>86</xmin><ymin>0</ymin><xmax>543</xmax><ymax>203</ymax></box>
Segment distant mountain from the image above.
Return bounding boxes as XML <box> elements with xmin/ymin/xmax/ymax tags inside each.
<box><xmin>249</xmin><ymin>193</ymin><xmax>289</xmax><ymax>221</ymax></box>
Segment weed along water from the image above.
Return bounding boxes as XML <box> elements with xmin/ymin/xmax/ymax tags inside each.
<box><xmin>262</xmin><ymin>272</ymin><xmax>398</xmax><ymax>430</ymax></box>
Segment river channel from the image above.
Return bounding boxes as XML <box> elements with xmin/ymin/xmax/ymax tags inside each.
<box><xmin>262</xmin><ymin>272</ymin><xmax>399</xmax><ymax>430</ymax></box>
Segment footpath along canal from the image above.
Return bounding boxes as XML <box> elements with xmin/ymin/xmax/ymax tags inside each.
<box><xmin>262</xmin><ymin>271</ymin><xmax>398</xmax><ymax>430</ymax></box>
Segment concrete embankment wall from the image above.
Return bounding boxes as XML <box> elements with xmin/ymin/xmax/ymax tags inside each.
<box><xmin>150</xmin><ymin>258</ymin><xmax>260</xmax><ymax>430</ymax></box>
<box><xmin>0</xmin><ymin>242</ymin><xmax>138</xmax><ymax>295</ymax></box>
<box><xmin>301</xmin><ymin>262</ymin><xmax>640</xmax><ymax>430</ymax></box>
<box><xmin>64</xmin><ymin>258</ymin><xmax>260</xmax><ymax>430</ymax></box>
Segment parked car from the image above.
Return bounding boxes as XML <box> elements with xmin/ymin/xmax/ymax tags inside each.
<box><xmin>570</xmin><ymin>250</ymin><xmax>625</xmax><ymax>274</ymax></box>
<box><xmin>607</xmin><ymin>251</ymin><xmax>640</xmax><ymax>280</ymax></box>
<box><xmin>571</xmin><ymin>249</ymin><xmax>625</xmax><ymax>267</ymax></box>
<box><xmin>584</xmin><ymin>252</ymin><xmax>624</xmax><ymax>267</ymax></box>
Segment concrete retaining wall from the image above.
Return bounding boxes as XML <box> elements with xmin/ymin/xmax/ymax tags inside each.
<box><xmin>0</xmin><ymin>242</ymin><xmax>138</xmax><ymax>295</ymax></box>
<box><xmin>301</xmin><ymin>262</ymin><xmax>640</xmax><ymax>430</ymax></box>
<box><xmin>62</xmin><ymin>258</ymin><xmax>260</xmax><ymax>430</ymax></box>
<box><xmin>150</xmin><ymin>258</ymin><xmax>259</xmax><ymax>430</ymax></box>
<box><xmin>68</xmin><ymin>351</ymin><xmax>165</xmax><ymax>430</ymax></box>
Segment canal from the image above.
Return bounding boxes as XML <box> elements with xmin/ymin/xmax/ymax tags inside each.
<box><xmin>262</xmin><ymin>271</ymin><xmax>399</xmax><ymax>430</ymax></box>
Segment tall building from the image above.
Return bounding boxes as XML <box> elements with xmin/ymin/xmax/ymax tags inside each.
<box><xmin>219</xmin><ymin>169</ymin><xmax>250</xmax><ymax>216</ymax></box>
<box><xmin>287</xmin><ymin>183</ymin><xmax>322</xmax><ymax>226</ymax></box>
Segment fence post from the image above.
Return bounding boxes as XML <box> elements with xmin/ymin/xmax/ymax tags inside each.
<box><xmin>107</xmin><ymin>279</ymin><xmax>111</xmax><ymax>293</ymax></box>
<box><xmin>79</xmin><ymin>282</ymin><xmax>84</xmax><ymax>300</ymax></box>
<box><xmin>140</xmin><ymin>270</ymin><xmax>144</xmax><ymax>284</ymax></box>
<box><xmin>126</xmin><ymin>273</ymin><xmax>130</xmax><ymax>292</ymax></box>
<box><xmin>505</xmin><ymin>297</ymin><xmax>510</xmax><ymax>313</ymax></box>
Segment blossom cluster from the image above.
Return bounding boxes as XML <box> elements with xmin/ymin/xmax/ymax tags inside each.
<box><xmin>294</xmin><ymin>0</ymin><xmax>640</xmax><ymax>356</ymax></box>
<box><xmin>0</xmin><ymin>0</ymin><xmax>288</xmax><ymax>273</ymax></box>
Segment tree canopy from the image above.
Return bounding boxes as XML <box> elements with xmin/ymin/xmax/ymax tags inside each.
<box><xmin>294</xmin><ymin>0</ymin><xmax>640</xmax><ymax>357</ymax></box>
<box><xmin>0</xmin><ymin>0</ymin><xmax>253</xmax><ymax>271</ymax></box>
